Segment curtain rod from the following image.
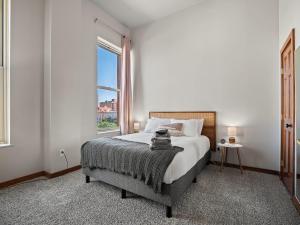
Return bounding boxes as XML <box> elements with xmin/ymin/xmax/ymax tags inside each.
<box><xmin>94</xmin><ymin>17</ymin><xmax>126</xmax><ymax>38</ymax></box>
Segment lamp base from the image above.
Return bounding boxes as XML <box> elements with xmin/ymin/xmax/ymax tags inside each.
<box><xmin>229</xmin><ymin>137</ymin><xmax>236</xmax><ymax>144</ymax></box>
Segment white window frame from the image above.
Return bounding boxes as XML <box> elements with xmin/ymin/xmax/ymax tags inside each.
<box><xmin>0</xmin><ymin>0</ymin><xmax>10</xmax><ymax>147</ymax></box>
<box><xmin>96</xmin><ymin>36</ymin><xmax>121</xmax><ymax>134</ymax></box>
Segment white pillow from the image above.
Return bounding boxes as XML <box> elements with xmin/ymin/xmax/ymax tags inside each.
<box><xmin>171</xmin><ymin>119</ymin><xmax>204</xmax><ymax>136</ymax></box>
<box><xmin>144</xmin><ymin>118</ymin><xmax>171</xmax><ymax>133</ymax></box>
<box><xmin>196</xmin><ymin>119</ymin><xmax>205</xmax><ymax>135</ymax></box>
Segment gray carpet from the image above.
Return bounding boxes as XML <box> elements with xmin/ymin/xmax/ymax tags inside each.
<box><xmin>0</xmin><ymin>165</ymin><xmax>299</xmax><ymax>225</ymax></box>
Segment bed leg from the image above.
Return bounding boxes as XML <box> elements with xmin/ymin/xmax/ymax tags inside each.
<box><xmin>121</xmin><ymin>189</ymin><xmax>126</xmax><ymax>199</ymax></box>
<box><xmin>166</xmin><ymin>206</ymin><xmax>172</xmax><ymax>218</ymax></box>
<box><xmin>85</xmin><ymin>175</ymin><xmax>90</xmax><ymax>183</ymax></box>
<box><xmin>193</xmin><ymin>177</ymin><xmax>197</xmax><ymax>183</ymax></box>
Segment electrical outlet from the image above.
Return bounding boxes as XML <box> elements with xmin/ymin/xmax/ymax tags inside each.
<box><xmin>59</xmin><ymin>149</ymin><xmax>65</xmax><ymax>157</ymax></box>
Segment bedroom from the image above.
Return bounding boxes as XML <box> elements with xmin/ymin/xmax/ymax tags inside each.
<box><xmin>0</xmin><ymin>0</ymin><xmax>300</xmax><ymax>224</ymax></box>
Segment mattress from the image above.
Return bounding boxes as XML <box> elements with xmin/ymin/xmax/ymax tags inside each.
<box><xmin>115</xmin><ymin>132</ymin><xmax>210</xmax><ymax>184</ymax></box>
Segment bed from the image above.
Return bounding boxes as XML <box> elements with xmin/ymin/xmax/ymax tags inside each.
<box><xmin>82</xmin><ymin>111</ymin><xmax>216</xmax><ymax>218</ymax></box>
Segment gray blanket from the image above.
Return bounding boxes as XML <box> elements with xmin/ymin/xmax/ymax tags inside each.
<box><xmin>81</xmin><ymin>137</ymin><xmax>183</xmax><ymax>193</ymax></box>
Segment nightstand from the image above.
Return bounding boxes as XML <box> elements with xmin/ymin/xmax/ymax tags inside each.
<box><xmin>217</xmin><ymin>143</ymin><xmax>243</xmax><ymax>174</ymax></box>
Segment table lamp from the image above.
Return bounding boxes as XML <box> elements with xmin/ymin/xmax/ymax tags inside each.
<box><xmin>228</xmin><ymin>126</ymin><xmax>237</xmax><ymax>144</ymax></box>
<box><xmin>133</xmin><ymin>121</ymin><xmax>141</xmax><ymax>133</ymax></box>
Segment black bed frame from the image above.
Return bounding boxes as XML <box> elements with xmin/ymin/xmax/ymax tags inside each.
<box><xmin>83</xmin><ymin>150</ymin><xmax>211</xmax><ymax>218</ymax></box>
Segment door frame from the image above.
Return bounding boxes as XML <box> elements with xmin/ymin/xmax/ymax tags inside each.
<box><xmin>280</xmin><ymin>29</ymin><xmax>295</xmax><ymax>195</ymax></box>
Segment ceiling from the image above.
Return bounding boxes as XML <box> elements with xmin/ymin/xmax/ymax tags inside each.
<box><xmin>93</xmin><ymin>0</ymin><xmax>205</xmax><ymax>28</ymax></box>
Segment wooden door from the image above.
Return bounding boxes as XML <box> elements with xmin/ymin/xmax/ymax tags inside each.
<box><xmin>281</xmin><ymin>29</ymin><xmax>295</xmax><ymax>195</ymax></box>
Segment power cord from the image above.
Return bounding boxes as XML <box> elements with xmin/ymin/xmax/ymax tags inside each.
<box><xmin>62</xmin><ymin>151</ymin><xmax>69</xmax><ymax>169</ymax></box>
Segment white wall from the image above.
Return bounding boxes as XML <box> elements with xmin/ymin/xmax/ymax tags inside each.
<box><xmin>43</xmin><ymin>0</ymin><xmax>129</xmax><ymax>173</ymax></box>
<box><xmin>132</xmin><ymin>0</ymin><xmax>280</xmax><ymax>171</ymax></box>
<box><xmin>279</xmin><ymin>0</ymin><xmax>300</xmax><ymax>49</ymax></box>
<box><xmin>0</xmin><ymin>0</ymin><xmax>45</xmax><ymax>182</ymax></box>
<box><xmin>0</xmin><ymin>0</ymin><xmax>281</xmax><ymax>182</ymax></box>
<box><xmin>0</xmin><ymin>0</ymin><xmax>129</xmax><ymax>182</ymax></box>
<box><xmin>43</xmin><ymin>0</ymin><xmax>83</xmax><ymax>173</ymax></box>
<box><xmin>296</xmin><ymin>48</ymin><xmax>300</xmax><ymax>175</ymax></box>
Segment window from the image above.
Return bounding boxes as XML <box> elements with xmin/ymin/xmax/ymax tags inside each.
<box><xmin>0</xmin><ymin>0</ymin><xmax>9</xmax><ymax>145</ymax></box>
<box><xmin>96</xmin><ymin>37</ymin><xmax>121</xmax><ymax>133</ymax></box>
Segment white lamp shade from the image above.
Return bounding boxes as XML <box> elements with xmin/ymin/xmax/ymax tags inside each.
<box><xmin>133</xmin><ymin>122</ymin><xmax>140</xmax><ymax>130</ymax></box>
<box><xmin>228</xmin><ymin>126</ymin><xmax>237</xmax><ymax>136</ymax></box>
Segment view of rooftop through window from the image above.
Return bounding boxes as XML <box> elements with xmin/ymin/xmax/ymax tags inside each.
<box><xmin>96</xmin><ymin>45</ymin><xmax>120</xmax><ymax>132</ymax></box>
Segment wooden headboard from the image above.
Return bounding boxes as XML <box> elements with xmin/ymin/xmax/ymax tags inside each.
<box><xmin>149</xmin><ymin>111</ymin><xmax>216</xmax><ymax>151</ymax></box>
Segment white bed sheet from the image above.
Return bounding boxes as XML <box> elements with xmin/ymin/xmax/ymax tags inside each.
<box><xmin>114</xmin><ymin>132</ymin><xmax>210</xmax><ymax>184</ymax></box>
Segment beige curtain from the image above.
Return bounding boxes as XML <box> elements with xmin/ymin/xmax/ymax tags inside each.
<box><xmin>120</xmin><ymin>36</ymin><xmax>133</xmax><ymax>134</ymax></box>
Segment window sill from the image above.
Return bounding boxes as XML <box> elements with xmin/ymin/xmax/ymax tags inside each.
<box><xmin>0</xmin><ymin>144</ymin><xmax>13</xmax><ymax>149</ymax></box>
<box><xmin>96</xmin><ymin>129</ymin><xmax>120</xmax><ymax>136</ymax></box>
